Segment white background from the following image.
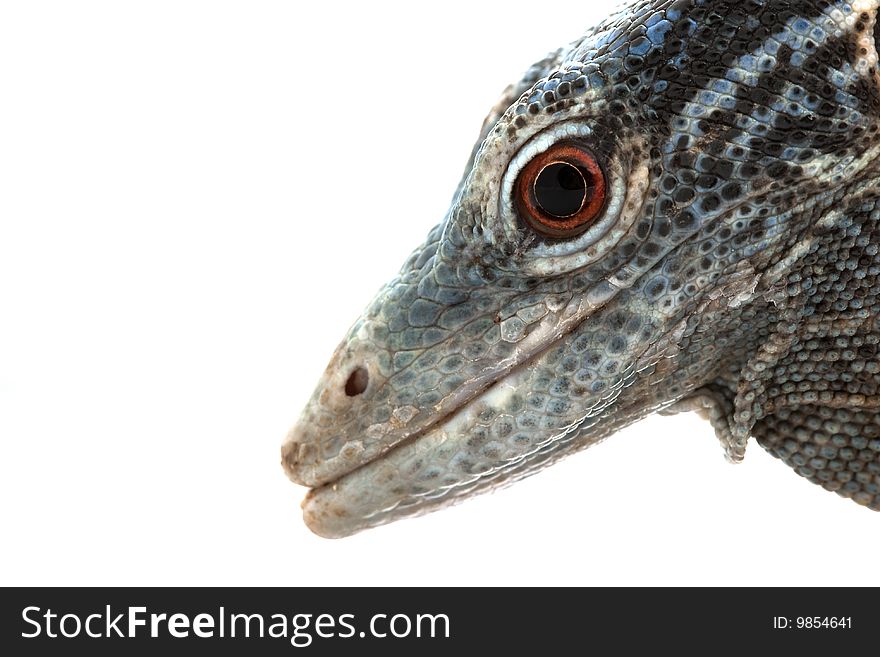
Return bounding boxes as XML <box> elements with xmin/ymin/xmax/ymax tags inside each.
<box><xmin>1</xmin><ymin>0</ymin><xmax>878</xmax><ymax>586</ymax></box>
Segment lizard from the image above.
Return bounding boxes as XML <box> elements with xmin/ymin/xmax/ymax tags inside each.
<box><xmin>282</xmin><ymin>0</ymin><xmax>880</xmax><ymax>538</ymax></box>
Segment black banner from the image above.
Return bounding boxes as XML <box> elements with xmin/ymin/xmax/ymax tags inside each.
<box><xmin>0</xmin><ymin>587</ymin><xmax>874</xmax><ymax>654</ymax></box>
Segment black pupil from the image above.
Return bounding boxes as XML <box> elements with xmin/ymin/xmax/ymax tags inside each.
<box><xmin>534</xmin><ymin>162</ymin><xmax>588</xmax><ymax>218</ymax></box>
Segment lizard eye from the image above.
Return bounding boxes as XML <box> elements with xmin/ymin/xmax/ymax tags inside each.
<box><xmin>515</xmin><ymin>141</ymin><xmax>606</xmax><ymax>238</ymax></box>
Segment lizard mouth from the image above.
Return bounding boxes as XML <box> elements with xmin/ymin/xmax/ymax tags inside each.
<box><xmin>298</xmin><ymin>370</ymin><xmax>518</xmax><ymax>537</ymax></box>
<box><xmin>297</xmin><ymin>336</ymin><xmax>652</xmax><ymax>539</ymax></box>
<box><xmin>302</xmin><ymin>372</ymin><xmax>504</xmax><ymax>489</ymax></box>
<box><xmin>297</xmin><ymin>357</ymin><xmax>580</xmax><ymax>539</ymax></box>
<box><xmin>285</xmin><ymin>291</ymin><xmax>646</xmax><ymax>538</ymax></box>
<box><xmin>281</xmin><ymin>289</ymin><xmax>611</xmax><ymax>491</ymax></box>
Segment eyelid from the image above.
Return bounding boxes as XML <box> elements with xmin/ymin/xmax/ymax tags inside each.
<box><xmin>500</xmin><ymin>123</ymin><xmax>597</xmax><ymax>218</ymax></box>
<box><xmin>496</xmin><ymin>123</ymin><xmax>649</xmax><ymax>276</ymax></box>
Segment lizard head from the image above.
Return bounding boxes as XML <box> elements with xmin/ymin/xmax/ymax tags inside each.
<box><xmin>283</xmin><ymin>0</ymin><xmax>880</xmax><ymax>537</ymax></box>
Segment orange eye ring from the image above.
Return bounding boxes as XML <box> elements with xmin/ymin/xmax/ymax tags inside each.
<box><xmin>514</xmin><ymin>141</ymin><xmax>607</xmax><ymax>238</ymax></box>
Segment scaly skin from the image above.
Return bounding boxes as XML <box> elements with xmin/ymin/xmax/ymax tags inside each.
<box><xmin>283</xmin><ymin>0</ymin><xmax>880</xmax><ymax>538</ymax></box>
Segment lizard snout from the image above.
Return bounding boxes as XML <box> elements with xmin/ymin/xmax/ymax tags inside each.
<box><xmin>281</xmin><ymin>339</ymin><xmax>382</xmax><ymax>488</ymax></box>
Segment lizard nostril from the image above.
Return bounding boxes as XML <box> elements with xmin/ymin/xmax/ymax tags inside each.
<box><xmin>344</xmin><ymin>367</ymin><xmax>369</xmax><ymax>397</ymax></box>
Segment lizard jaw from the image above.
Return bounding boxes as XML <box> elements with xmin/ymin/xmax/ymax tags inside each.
<box><xmin>281</xmin><ymin>288</ymin><xmax>618</xmax><ymax>490</ymax></box>
<box><xmin>297</xmin><ymin>362</ymin><xmax>572</xmax><ymax>538</ymax></box>
<box><xmin>281</xmin><ymin>277</ymin><xmax>643</xmax><ymax>538</ymax></box>
<box><xmin>298</xmin><ymin>384</ymin><xmax>508</xmax><ymax>539</ymax></box>
<box><xmin>285</xmin><ymin>329</ymin><xmax>568</xmax><ymax>537</ymax></box>
<box><xmin>293</xmin><ymin>312</ymin><xmax>657</xmax><ymax>538</ymax></box>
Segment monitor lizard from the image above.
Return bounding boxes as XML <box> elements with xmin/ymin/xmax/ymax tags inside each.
<box><xmin>282</xmin><ymin>0</ymin><xmax>880</xmax><ymax>538</ymax></box>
